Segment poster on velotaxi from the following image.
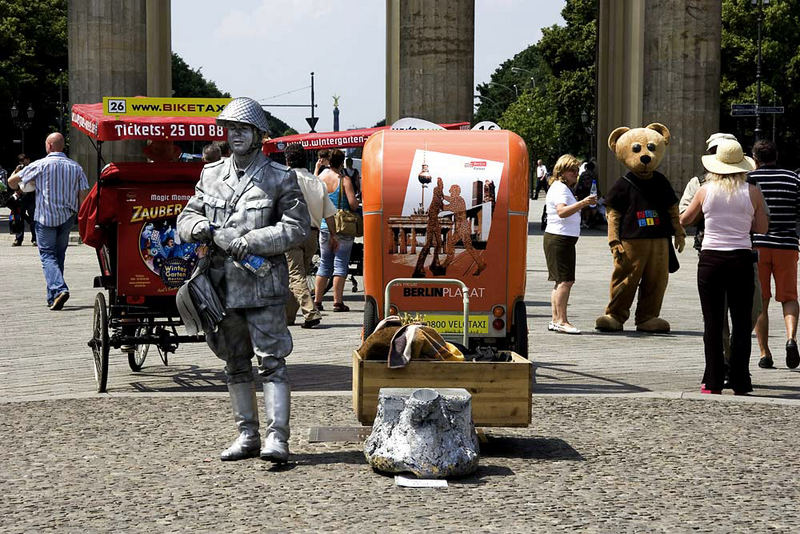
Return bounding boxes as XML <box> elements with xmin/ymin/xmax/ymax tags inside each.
<box><xmin>372</xmin><ymin>131</ymin><xmax>512</xmax><ymax>335</ymax></box>
<box><xmin>116</xmin><ymin>186</ymin><xmax>200</xmax><ymax>296</ymax></box>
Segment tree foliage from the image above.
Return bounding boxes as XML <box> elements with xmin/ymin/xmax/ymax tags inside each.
<box><xmin>0</xmin><ymin>0</ymin><xmax>68</xmax><ymax>168</ymax></box>
<box><xmin>480</xmin><ymin>0</ymin><xmax>800</xmax><ymax>169</ymax></box>
<box><xmin>476</xmin><ymin>0</ymin><xmax>597</xmax><ymax>166</ymax></box>
<box><xmin>720</xmin><ymin>0</ymin><xmax>800</xmax><ymax>167</ymax></box>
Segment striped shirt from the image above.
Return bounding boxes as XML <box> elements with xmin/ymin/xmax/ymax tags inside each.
<box><xmin>748</xmin><ymin>165</ymin><xmax>800</xmax><ymax>250</ymax></box>
<box><xmin>18</xmin><ymin>152</ymin><xmax>89</xmax><ymax>227</ymax></box>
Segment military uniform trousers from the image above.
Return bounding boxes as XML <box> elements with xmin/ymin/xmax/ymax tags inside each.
<box><xmin>206</xmin><ymin>305</ymin><xmax>292</xmax><ymax>383</ymax></box>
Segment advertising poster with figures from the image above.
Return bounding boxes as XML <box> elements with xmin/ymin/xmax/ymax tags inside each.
<box><xmin>397</xmin><ymin>149</ymin><xmax>504</xmax><ymax>280</ymax></box>
<box><xmin>367</xmin><ymin>130</ymin><xmax>523</xmax><ymax>332</ymax></box>
<box><xmin>116</xmin><ymin>186</ymin><xmax>199</xmax><ymax>295</ymax></box>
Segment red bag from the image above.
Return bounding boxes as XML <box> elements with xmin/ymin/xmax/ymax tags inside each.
<box><xmin>78</xmin><ymin>183</ymin><xmax>105</xmax><ymax>249</ymax></box>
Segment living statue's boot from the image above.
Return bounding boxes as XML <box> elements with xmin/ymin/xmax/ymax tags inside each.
<box><xmin>220</xmin><ymin>381</ymin><xmax>261</xmax><ymax>461</ymax></box>
<box><xmin>261</xmin><ymin>366</ymin><xmax>291</xmax><ymax>463</ymax></box>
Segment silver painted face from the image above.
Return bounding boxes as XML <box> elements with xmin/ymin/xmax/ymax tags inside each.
<box><xmin>228</xmin><ymin>123</ymin><xmax>256</xmax><ymax>156</ymax></box>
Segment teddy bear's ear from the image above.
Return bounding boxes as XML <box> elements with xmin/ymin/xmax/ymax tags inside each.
<box><xmin>608</xmin><ymin>127</ymin><xmax>629</xmax><ymax>152</ymax></box>
<box><xmin>646</xmin><ymin>123</ymin><xmax>671</xmax><ymax>145</ymax></box>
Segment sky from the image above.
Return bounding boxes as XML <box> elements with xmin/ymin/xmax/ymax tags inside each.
<box><xmin>171</xmin><ymin>0</ymin><xmax>566</xmax><ymax>134</ymax></box>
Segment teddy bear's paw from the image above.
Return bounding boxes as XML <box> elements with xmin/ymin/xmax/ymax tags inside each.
<box><xmin>635</xmin><ymin>317</ymin><xmax>671</xmax><ymax>333</ymax></box>
<box><xmin>595</xmin><ymin>314</ymin><xmax>623</xmax><ymax>332</ymax></box>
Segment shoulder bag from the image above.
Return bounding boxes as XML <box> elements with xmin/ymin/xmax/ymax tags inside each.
<box><xmin>333</xmin><ymin>174</ymin><xmax>362</xmax><ymax>237</ymax></box>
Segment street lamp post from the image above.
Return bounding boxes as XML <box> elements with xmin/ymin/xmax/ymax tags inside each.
<box><xmin>510</xmin><ymin>67</ymin><xmax>536</xmax><ymax>90</ymax></box>
<box><xmin>488</xmin><ymin>81</ymin><xmax>518</xmax><ymax>98</ymax></box>
<box><xmin>10</xmin><ymin>104</ymin><xmax>35</xmax><ymax>155</ymax></box>
<box><xmin>753</xmin><ymin>0</ymin><xmax>769</xmax><ymax>143</ymax></box>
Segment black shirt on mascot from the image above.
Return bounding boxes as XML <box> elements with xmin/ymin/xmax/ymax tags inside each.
<box><xmin>605</xmin><ymin>171</ymin><xmax>678</xmax><ymax>239</ymax></box>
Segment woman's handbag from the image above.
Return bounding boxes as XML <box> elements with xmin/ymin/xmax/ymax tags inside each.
<box><xmin>333</xmin><ymin>175</ymin><xmax>362</xmax><ymax>237</ymax></box>
<box><xmin>668</xmin><ymin>241</ymin><xmax>680</xmax><ymax>273</ymax></box>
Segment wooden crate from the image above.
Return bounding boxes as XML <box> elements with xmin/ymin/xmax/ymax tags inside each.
<box><xmin>352</xmin><ymin>351</ymin><xmax>532</xmax><ymax>427</ymax></box>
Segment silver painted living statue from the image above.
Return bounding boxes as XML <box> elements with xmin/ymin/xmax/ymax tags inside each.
<box><xmin>177</xmin><ymin>97</ymin><xmax>310</xmax><ymax>462</ymax></box>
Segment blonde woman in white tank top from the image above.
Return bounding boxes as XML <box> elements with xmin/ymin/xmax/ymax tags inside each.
<box><xmin>680</xmin><ymin>139</ymin><xmax>768</xmax><ymax>395</ymax></box>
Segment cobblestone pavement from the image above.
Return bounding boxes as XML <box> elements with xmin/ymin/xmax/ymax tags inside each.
<box><xmin>2</xmin><ymin>395</ymin><xmax>798</xmax><ymax>532</ymax></box>
<box><xmin>2</xmin><ymin>202</ymin><xmax>800</xmax><ymax>532</ymax></box>
<box><xmin>2</xmin><ymin>201</ymin><xmax>798</xmax><ymax>401</ymax></box>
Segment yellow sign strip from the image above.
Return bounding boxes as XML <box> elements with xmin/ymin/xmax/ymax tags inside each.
<box><xmin>424</xmin><ymin>314</ymin><xmax>490</xmax><ymax>334</ymax></box>
<box><xmin>103</xmin><ymin>97</ymin><xmax>233</xmax><ymax>117</ymax></box>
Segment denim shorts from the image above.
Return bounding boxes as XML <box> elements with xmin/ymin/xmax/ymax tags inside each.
<box><xmin>318</xmin><ymin>230</ymin><xmax>354</xmax><ymax>277</ymax></box>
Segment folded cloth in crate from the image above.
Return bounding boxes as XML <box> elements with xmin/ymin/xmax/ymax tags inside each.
<box><xmin>359</xmin><ymin>315</ymin><xmax>464</xmax><ymax>368</ymax></box>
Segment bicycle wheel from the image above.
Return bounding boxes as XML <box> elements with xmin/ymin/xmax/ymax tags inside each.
<box><xmin>91</xmin><ymin>292</ymin><xmax>110</xmax><ymax>393</ymax></box>
<box><xmin>127</xmin><ymin>323</ymin><xmax>151</xmax><ymax>372</ymax></box>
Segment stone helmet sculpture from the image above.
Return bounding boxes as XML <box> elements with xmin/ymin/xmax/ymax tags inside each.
<box><xmin>216</xmin><ymin>97</ymin><xmax>271</xmax><ymax>135</ymax></box>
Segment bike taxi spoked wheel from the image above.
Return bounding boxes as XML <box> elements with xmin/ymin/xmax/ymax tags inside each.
<box><xmin>127</xmin><ymin>318</ymin><xmax>153</xmax><ymax>372</ymax></box>
<box><xmin>154</xmin><ymin>324</ymin><xmax>179</xmax><ymax>366</ymax></box>
<box><xmin>90</xmin><ymin>292</ymin><xmax>110</xmax><ymax>393</ymax></box>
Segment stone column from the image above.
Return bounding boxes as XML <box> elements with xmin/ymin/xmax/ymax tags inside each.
<box><xmin>386</xmin><ymin>0</ymin><xmax>474</xmax><ymax>125</ymax></box>
<box><xmin>146</xmin><ymin>0</ymin><xmax>172</xmax><ymax>98</ymax></box>
<box><xmin>642</xmin><ymin>0</ymin><xmax>721</xmax><ymax>191</ymax></box>
<box><xmin>68</xmin><ymin>0</ymin><xmax>148</xmax><ymax>183</ymax></box>
<box><xmin>597</xmin><ymin>0</ymin><xmax>645</xmax><ymax>193</ymax></box>
<box><xmin>597</xmin><ymin>0</ymin><xmax>721</xmax><ymax>193</ymax></box>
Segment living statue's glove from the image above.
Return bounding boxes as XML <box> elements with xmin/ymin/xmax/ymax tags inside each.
<box><xmin>674</xmin><ymin>234</ymin><xmax>685</xmax><ymax>253</ymax></box>
<box><xmin>191</xmin><ymin>221</ymin><xmax>213</xmax><ymax>243</ymax></box>
<box><xmin>228</xmin><ymin>236</ymin><xmax>249</xmax><ymax>261</ymax></box>
<box><xmin>610</xmin><ymin>240</ymin><xmax>632</xmax><ymax>272</ymax></box>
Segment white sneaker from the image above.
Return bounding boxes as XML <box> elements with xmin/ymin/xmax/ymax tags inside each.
<box><xmin>554</xmin><ymin>323</ymin><xmax>581</xmax><ymax>334</ymax></box>
<box><xmin>547</xmin><ymin>321</ymin><xmax>557</xmax><ymax>331</ymax></box>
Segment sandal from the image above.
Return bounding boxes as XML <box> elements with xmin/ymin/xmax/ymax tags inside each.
<box><xmin>314</xmin><ymin>301</ymin><xmax>324</xmax><ymax>311</ymax></box>
<box><xmin>333</xmin><ymin>303</ymin><xmax>350</xmax><ymax>312</ymax></box>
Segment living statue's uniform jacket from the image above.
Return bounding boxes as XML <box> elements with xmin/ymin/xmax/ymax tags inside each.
<box><xmin>177</xmin><ymin>152</ymin><xmax>310</xmax><ymax>382</ymax></box>
<box><xmin>177</xmin><ymin>152</ymin><xmax>310</xmax><ymax>309</ymax></box>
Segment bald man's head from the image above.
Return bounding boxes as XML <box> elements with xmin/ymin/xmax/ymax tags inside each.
<box><xmin>46</xmin><ymin>133</ymin><xmax>65</xmax><ymax>153</ymax></box>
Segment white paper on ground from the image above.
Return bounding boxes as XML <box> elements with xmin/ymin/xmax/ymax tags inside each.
<box><xmin>395</xmin><ymin>475</ymin><xmax>448</xmax><ymax>488</ymax></box>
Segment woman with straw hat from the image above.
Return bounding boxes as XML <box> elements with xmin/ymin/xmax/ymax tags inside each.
<box><xmin>680</xmin><ymin>139</ymin><xmax>769</xmax><ymax>395</ymax></box>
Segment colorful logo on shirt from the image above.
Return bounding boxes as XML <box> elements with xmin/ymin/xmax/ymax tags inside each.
<box><xmin>637</xmin><ymin>210</ymin><xmax>660</xmax><ymax>227</ymax></box>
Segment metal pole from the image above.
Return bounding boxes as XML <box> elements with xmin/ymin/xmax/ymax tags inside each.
<box><xmin>310</xmin><ymin>72</ymin><xmax>316</xmax><ymax>133</ymax></box>
<box><xmin>754</xmin><ymin>1</ymin><xmax>764</xmax><ymax>143</ymax></box>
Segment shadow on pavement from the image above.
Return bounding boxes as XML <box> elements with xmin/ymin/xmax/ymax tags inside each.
<box><xmin>123</xmin><ymin>363</ymin><xmax>352</xmax><ymax>393</ymax></box>
<box><xmin>533</xmin><ymin>362</ymin><xmax>649</xmax><ymax>394</ymax></box>
<box><xmin>127</xmin><ymin>365</ymin><xmax>228</xmax><ymax>392</ymax></box>
<box><xmin>450</xmin><ymin>464</ymin><xmax>516</xmax><ymax>485</ymax></box>
<box><xmin>750</xmin><ymin>383</ymin><xmax>800</xmax><ymax>399</ymax></box>
<box><xmin>481</xmin><ymin>435</ymin><xmax>584</xmax><ymax>461</ymax></box>
<box><xmin>291</xmin><ymin>363</ymin><xmax>351</xmax><ymax>391</ymax></box>
<box><xmin>290</xmin><ymin>450</ymin><xmax>366</xmax><ymax>466</ymax></box>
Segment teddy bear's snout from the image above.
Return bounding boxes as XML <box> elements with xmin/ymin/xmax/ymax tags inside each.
<box><xmin>640</xmin><ymin>154</ymin><xmax>652</xmax><ymax>165</ymax></box>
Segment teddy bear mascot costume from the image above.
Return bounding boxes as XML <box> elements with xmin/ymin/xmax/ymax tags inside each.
<box><xmin>177</xmin><ymin>97</ymin><xmax>310</xmax><ymax>462</ymax></box>
<box><xmin>595</xmin><ymin>123</ymin><xmax>686</xmax><ymax>333</ymax></box>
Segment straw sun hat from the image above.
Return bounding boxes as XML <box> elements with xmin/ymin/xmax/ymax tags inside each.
<box><xmin>701</xmin><ymin>139</ymin><xmax>755</xmax><ymax>175</ymax></box>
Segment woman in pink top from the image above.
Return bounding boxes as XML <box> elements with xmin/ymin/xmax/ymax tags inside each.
<box><xmin>681</xmin><ymin>139</ymin><xmax>768</xmax><ymax>395</ymax></box>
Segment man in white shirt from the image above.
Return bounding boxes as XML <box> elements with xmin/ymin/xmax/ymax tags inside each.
<box><xmin>534</xmin><ymin>159</ymin><xmax>549</xmax><ymax>199</ymax></box>
<box><xmin>284</xmin><ymin>143</ymin><xmax>338</xmax><ymax>328</ymax></box>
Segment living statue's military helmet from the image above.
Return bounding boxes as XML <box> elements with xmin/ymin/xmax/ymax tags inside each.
<box><xmin>216</xmin><ymin>97</ymin><xmax>270</xmax><ymax>134</ymax></box>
